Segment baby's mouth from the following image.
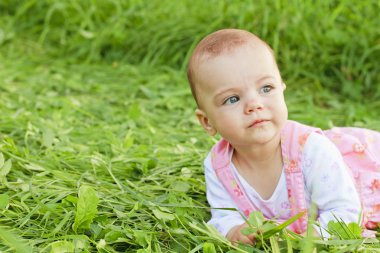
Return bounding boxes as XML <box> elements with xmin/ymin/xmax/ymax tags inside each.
<box><xmin>249</xmin><ymin>119</ymin><xmax>269</xmax><ymax>127</ymax></box>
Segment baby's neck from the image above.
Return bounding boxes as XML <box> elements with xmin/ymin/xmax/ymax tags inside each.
<box><xmin>233</xmin><ymin>142</ymin><xmax>282</xmax><ymax>171</ymax></box>
<box><xmin>232</xmin><ymin>134</ymin><xmax>283</xmax><ymax>171</ymax></box>
<box><xmin>232</xmin><ymin>140</ymin><xmax>283</xmax><ymax>200</ymax></box>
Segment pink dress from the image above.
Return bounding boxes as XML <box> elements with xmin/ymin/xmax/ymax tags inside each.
<box><xmin>210</xmin><ymin>120</ymin><xmax>380</xmax><ymax>233</ymax></box>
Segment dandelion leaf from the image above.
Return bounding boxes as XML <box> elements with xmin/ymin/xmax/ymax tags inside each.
<box><xmin>327</xmin><ymin>220</ymin><xmax>361</xmax><ymax>239</ymax></box>
<box><xmin>152</xmin><ymin>208</ymin><xmax>175</xmax><ymax>221</ymax></box>
<box><xmin>50</xmin><ymin>241</ymin><xmax>75</xmax><ymax>253</ymax></box>
<box><xmin>203</xmin><ymin>242</ymin><xmax>216</xmax><ymax>253</ymax></box>
<box><xmin>0</xmin><ymin>194</ymin><xmax>9</xmax><ymax>209</ymax></box>
<box><xmin>73</xmin><ymin>185</ymin><xmax>99</xmax><ymax>232</ymax></box>
<box><xmin>248</xmin><ymin>211</ymin><xmax>264</xmax><ymax>227</ymax></box>
<box><xmin>348</xmin><ymin>222</ymin><xmax>362</xmax><ymax>238</ymax></box>
<box><xmin>0</xmin><ymin>159</ymin><xmax>12</xmax><ymax>177</ymax></box>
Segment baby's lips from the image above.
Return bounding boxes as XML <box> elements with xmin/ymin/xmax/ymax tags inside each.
<box><xmin>249</xmin><ymin>119</ymin><xmax>269</xmax><ymax>127</ymax></box>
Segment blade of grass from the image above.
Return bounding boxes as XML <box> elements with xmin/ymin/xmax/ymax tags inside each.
<box><xmin>0</xmin><ymin>227</ymin><xmax>33</xmax><ymax>253</ymax></box>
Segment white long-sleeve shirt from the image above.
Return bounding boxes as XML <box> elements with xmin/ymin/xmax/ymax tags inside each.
<box><xmin>204</xmin><ymin>132</ymin><xmax>361</xmax><ymax>237</ymax></box>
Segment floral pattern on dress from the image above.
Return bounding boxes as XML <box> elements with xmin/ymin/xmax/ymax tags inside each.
<box><xmin>370</xmin><ymin>179</ymin><xmax>380</xmax><ymax>193</ymax></box>
<box><xmin>298</xmin><ymin>133</ymin><xmax>309</xmax><ymax>146</ymax></box>
<box><xmin>287</xmin><ymin>188</ymin><xmax>292</xmax><ymax>199</ymax></box>
<box><xmin>286</xmin><ymin>160</ymin><xmax>298</xmax><ymax>172</ymax></box>
<box><xmin>353</xmin><ymin>143</ymin><xmax>366</xmax><ymax>153</ymax></box>
<box><xmin>231</xmin><ymin>180</ymin><xmax>243</xmax><ymax>197</ymax></box>
<box><xmin>281</xmin><ymin>201</ymin><xmax>290</xmax><ymax>209</ymax></box>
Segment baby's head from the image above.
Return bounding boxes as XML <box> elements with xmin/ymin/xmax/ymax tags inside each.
<box><xmin>186</xmin><ymin>29</ymin><xmax>287</xmax><ymax>141</ymax></box>
<box><xmin>187</xmin><ymin>29</ymin><xmax>281</xmax><ymax>109</ymax></box>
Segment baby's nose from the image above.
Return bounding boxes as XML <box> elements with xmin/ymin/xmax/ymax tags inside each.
<box><xmin>244</xmin><ymin>94</ymin><xmax>263</xmax><ymax>114</ymax></box>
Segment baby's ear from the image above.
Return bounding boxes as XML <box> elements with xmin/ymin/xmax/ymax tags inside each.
<box><xmin>282</xmin><ymin>82</ymin><xmax>287</xmax><ymax>90</ymax></box>
<box><xmin>195</xmin><ymin>109</ymin><xmax>217</xmax><ymax>136</ymax></box>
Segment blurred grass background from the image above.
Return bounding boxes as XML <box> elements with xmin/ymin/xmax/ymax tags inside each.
<box><xmin>0</xmin><ymin>0</ymin><xmax>380</xmax><ymax>252</ymax></box>
<box><xmin>1</xmin><ymin>0</ymin><xmax>379</xmax><ymax>101</ymax></box>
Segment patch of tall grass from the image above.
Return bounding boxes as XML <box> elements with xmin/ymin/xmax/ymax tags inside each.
<box><xmin>1</xmin><ymin>0</ymin><xmax>379</xmax><ymax>100</ymax></box>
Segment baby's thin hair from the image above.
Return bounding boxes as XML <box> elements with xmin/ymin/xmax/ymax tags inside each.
<box><xmin>187</xmin><ymin>29</ymin><xmax>271</xmax><ymax>107</ymax></box>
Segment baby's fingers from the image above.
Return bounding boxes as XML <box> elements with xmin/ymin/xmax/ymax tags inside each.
<box><xmin>247</xmin><ymin>233</ymin><xmax>256</xmax><ymax>243</ymax></box>
<box><xmin>231</xmin><ymin>235</ymin><xmax>254</xmax><ymax>246</ymax></box>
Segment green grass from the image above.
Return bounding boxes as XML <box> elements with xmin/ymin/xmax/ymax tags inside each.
<box><xmin>0</xmin><ymin>0</ymin><xmax>380</xmax><ymax>252</ymax></box>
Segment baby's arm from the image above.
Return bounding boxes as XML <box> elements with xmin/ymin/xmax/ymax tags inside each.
<box><xmin>204</xmin><ymin>154</ymin><xmax>254</xmax><ymax>244</ymax></box>
<box><xmin>303</xmin><ymin>133</ymin><xmax>361</xmax><ymax>237</ymax></box>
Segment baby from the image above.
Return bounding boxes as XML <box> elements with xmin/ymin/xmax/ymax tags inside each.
<box><xmin>187</xmin><ymin>28</ymin><xmax>380</xmax><ymax>244</ymax></box>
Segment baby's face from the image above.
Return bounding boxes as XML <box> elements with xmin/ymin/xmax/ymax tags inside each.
<box><xmin>194</xmin><ymin>42</ymin><xmax>288</xmax><ymax>147</ymax></box>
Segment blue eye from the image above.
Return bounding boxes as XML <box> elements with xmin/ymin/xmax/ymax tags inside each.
<box><xmin>223</xmin><ymin>96</ymin><xmax>240</xmax><ymax>105</ymax></box>
<box><xmin>260</xmin><ymin>85</ymin><xmax>273</xmax><ymax>94</ymax></box>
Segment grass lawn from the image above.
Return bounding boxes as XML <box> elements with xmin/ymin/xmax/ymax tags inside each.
<box><xmin>0</xmin><ymin>1</ymin><xmax>379</xmax><ymax>252</ymax></box>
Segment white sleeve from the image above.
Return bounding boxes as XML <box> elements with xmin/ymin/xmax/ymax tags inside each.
<box><xmin>204</xmin><ymin>153</ymin><xmax>246</xmax><ymax>237</ymax></box>
<box><xmin>302</xmin><ymin>132</ymin><xmax>361</xmax><ymax>236</ymax></box>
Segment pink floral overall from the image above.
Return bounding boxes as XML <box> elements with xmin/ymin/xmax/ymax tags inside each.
<box><xmin>210</xmin><ymin>120</ymin><xmax>380</xmax><ymax>234</ymax></box>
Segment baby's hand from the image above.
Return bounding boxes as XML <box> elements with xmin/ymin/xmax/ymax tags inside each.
<box><xmin>226</xmin><ymin>222</ymin><xmax>255</xmax><ymax>245</ymax></box>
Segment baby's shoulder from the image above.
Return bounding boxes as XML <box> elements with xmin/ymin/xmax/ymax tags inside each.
<box><xmin>302</xmin><ymin>131</ymin><xmax>343</xmax><ymax>161</ymax></box>
<box><xmin>305</xmin><ymin>131</ymin><xmax>333</xmax><ymax>148</ymax></box>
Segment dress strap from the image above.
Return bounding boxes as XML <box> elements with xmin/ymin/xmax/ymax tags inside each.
<box><xmin>211</xmin><ymin>139</ymin><xmax>259</xmax><ymax>217</ymax></box>
<box><xmin>281</xmin><ymin>120</ymin><xmax>321</xmax><ymax>233</ymax></box>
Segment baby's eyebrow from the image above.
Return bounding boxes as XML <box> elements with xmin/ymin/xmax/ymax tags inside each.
<box><xmin>256</xmin><ymin>75</ymin><xmax>276</xmax><ymax>82</ymax></box>
<box><xmin>214</xmin><ymin>88</ymin><xmax>237</xmax><ymax>100</ymax></box>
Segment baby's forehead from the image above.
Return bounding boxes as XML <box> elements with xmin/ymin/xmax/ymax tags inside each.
<box><xmin>199</xmin><ymin>43</ymin><xmax>265</xmax><ymax>65</ymax></box>
<box><xmin>200</xmin><ymin>36</ymin><xmax>249</xmax><ymax>56</ymax></box>
<box><xmin>193</xmin><ymin>31</ymin><xmax>270</xmax><ymax>65</ymax></box>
